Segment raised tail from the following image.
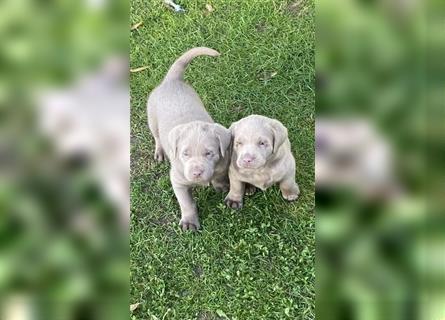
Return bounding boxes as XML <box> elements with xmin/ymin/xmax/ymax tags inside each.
<box><xmin>163</xmin><ymin>47</ymin><xmax>220</xmax><ymax>82</ymax></box>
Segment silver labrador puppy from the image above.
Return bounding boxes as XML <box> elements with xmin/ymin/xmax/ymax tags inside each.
<box><xmin>147</xmin><ymin>47</ymin><xmax>231</xmax><ymax>231</ymax></box>
<box><xmin>224</xmin><ymin>115</ymin><xmax>300</xmax><ymax>209</ymax></box>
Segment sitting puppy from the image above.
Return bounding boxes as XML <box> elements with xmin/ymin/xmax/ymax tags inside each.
<box><xmin>147</xmin><ymin>47</ymin><xmax>231</xmax><ymax>231</ymax></box>
<box><xmin>224</xmin><ymin>115</ymin><xmax>300</xmax><ymax>209</ymax></box>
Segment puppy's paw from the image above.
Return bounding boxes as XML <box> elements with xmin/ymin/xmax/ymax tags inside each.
<box><xmin>244</xmin><ymin>184</ymin><xmax>257</xmax><ymax>196</ymax></box>
<box><xmin>282</xmin><ymin>187</ymin><xmax>300</xmax><ymax>201</ymax></box>
<box><xmin>154</xmin><ymin>148</ymin><xmax>165</xmax><ymax>162</ymax></box>
<box><xmin>224</xmin><ymin>195</ymin><xmax>243</xmax><ymax>209</ymax></box>
<box><xmin>213</xmin><ymin>183</ymin><xmax>229</xmax><ymax>193</ymax></box>
<box><xmin>179</xmin><ymin>217</ymin><xmax>200</xmax><ymax>231</ymax></box>
<box><xmin>283</xmin><ymin>192</ymin><xmax>299</xmax><ymax>201</ymax></box>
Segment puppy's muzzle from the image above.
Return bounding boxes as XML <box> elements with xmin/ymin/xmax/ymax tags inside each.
<box><xmin>238</xmin><ymin>153</ymin><xmax>258</xmax><ymax>169</ymax></box>
<box><xmin>191</xmin><ymin>166</ymin><xmax>204</xmax><ymax>179</ymax></box>
<box><xmin>242</xmin><ymin>155</ymin><xmax>255</xmax><ymax>166</ymax></box>
<box><xmin>185</xmin><ymin>163</ymin><xmax>211</xmax><ymax>183</ymax></box>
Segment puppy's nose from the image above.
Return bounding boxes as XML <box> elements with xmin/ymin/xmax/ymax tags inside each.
<box><xmin>192</xmin><ymin>168</ymin><xmax>204</xmax><ymax>178</ymax></box>
<box><xmin>242</xmin><ymin>155</ymin><xmax>256</xmax><ymax>165</ymax></box>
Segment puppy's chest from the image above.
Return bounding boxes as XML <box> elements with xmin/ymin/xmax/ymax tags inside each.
<box><xmin>240</xmin><ymin>170</ymin><xmax>276</xmax><ymax>190</ymax></box>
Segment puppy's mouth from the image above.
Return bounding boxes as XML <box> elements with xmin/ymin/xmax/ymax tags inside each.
<box><xmin>237</xmin><ymin>160</ymin><xmax>263</xmax><ymax>170</ymax></box>
<box><xmin>190</xmin><ymin>177</ymin><xmax>209</xmax><ymax>183</ymax></box>
<box><xmin>185</xmin><ymin>173</ymin><xmax>213</xmax><ymax>184</ymax></box>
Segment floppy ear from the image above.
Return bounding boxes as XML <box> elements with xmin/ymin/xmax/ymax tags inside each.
<box><xmin>168</xmin><ymin>124</ymin><xmax>186</xmax><ymax>159</ymax></box>
<box><xmin>213</xmin><ymin>123</ymin><xmax>231</xmax><ymax>158</ymax></box>
<box><xmin>268</xmin><ymin>119</ymin><xmax>288</xmax><ymax>153</ymax></box>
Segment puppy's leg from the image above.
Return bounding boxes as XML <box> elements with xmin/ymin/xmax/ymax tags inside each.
<box><xmin>224</xmin><ymin>174</ymin><xmax>245</xmax><ymax>209</ymax></box>
<box><xmin>153</xmin><ymin>137</ymin><xmax>165</xmax><ymax>162</ymax></box>
<box><xmin>244</xmin><ymin>183</ymin><xmax>257</xmax><ymax>196</ymax></box>
<box><xmin>148</xmin><ymin>113</ymin><xmax>165</xmax><ymax>162</ymax></box>
<box><xmin>211</xmin><ymin>174</ymin><xmax>229</xmax><ymax>193</ymax></box>
<box><xmin>172</xmin><ymin>183</ymin><xmax>200</xmax><ymax>231</ymax></box>
<box><xmin>279</xmin><ymin>175</ymin><xmax>300</xmax><ymax>201</ymax></box>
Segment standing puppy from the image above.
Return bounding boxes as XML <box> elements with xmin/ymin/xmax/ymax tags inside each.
<box><xmin>147</xmin><ymin>47</ymin><xmax>231</xmax><ymax>231</ymax></box>
<box><xmin>225</xmin><ymin>115</ymin><xmax>300</xmax><ymax>209</ymax></box>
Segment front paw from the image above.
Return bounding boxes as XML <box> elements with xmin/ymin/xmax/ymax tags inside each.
<box><xmin>224</xmin><ymin>195</ymin><xmax>243</xmax><ymax>209</ymax></box>
<box><xmin>179</xmin><ymin>217</ymin><xmax>200</xmax><ymax>231</ymax></box>
<box><xmin>282</xmin><ymin>186</ymin><xmax>300</xmax><ymax>201</ymax></box>
<box><xmin>244</xmin><ymin>184</ymin><xmax>257</xmax><ymax>196</ymax></box>
<box><xmin>213</xmin><ymin>183</ymin><xmax>229</xmax><ymax>193</ymax></box>
<box><xmin>283</xmin><ymin>192</ymin><xmax>299</xmax><ymax>201</ymax></box>
<box><xmin>154</xmin><ymin>149</ymin><xmax>165</xmax><ymax>162</ymax></box>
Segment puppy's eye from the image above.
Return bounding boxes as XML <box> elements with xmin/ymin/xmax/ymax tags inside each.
<box><xmin>205</xmin><ymin>151</ymin><xmax>214</xmax><ymax>157</ymax></box>
<box><xmin>258</xmin><ymin>141</ymin><xmax>266</xmax><ymax>147</ymax></box>
<box><xmin>182</xmin><ymin>151</ymin><xmax>190</xmax><ymax>157</ymax></box>
<box><xmin>235</xmin><ymin>141</ymin><xmax>243</xmax><ymax>146</ymax></box>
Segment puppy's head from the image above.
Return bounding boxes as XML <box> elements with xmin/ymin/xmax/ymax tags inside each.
<box><xmin>168</xmin><ymin>121</ymin><xmax>231</xmax><ymax>183</ymax></box>
<box><xmin>230</xmin><ymin>115</ymin><xmax>288</xmax><ymax>169</ymax></box>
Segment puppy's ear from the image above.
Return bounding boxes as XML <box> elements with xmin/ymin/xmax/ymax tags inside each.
<box><xmin>168</xmin><ymin>124</ymin><xmax>186</xmax><ymax>159</ymax></box>
<box><xmin>268</xmin><ymin>119</ymin><xmax>288</xmax><ymax>153</ymax></box>
<box><xmin>213</xmin><ymin>123</ymin><xmax>231</xmax><ymax>158</ymax></box>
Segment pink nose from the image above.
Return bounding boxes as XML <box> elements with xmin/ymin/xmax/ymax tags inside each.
<box><xmin>192</xmin><ymin>169</ymin><xmax>204</xmax><ymax>177</ymax></box>
<box><xmin>242</xmin><ymin>156</ymin><xmax>255</xmax><ymax>165</ymax></box>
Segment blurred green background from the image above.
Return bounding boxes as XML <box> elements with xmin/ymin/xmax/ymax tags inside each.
<box><xmin>316</xmin><ymin>0</ymin><xmax>445</xmax><ymax>319</ymax></box>
<box><xmin>0</xmin><ymin>0</ymin><xmax>128</xmax><ymax>319</ymax></box>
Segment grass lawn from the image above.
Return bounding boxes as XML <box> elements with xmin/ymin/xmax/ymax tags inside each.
<box><xmin>130</xmin><ymin>0</ymin><xmax>315</xmax><ymax>319</ymax></box>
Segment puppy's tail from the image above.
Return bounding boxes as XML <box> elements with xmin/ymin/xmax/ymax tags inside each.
<box><xmin>163</xmin><ymin>47</ymin><xmax>220</xmax><ymax>82</ymax></box>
